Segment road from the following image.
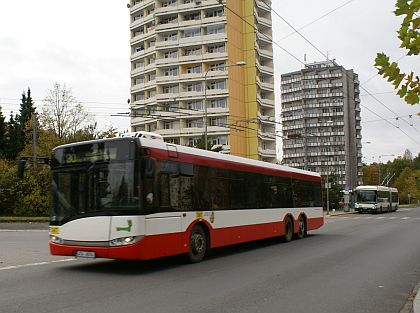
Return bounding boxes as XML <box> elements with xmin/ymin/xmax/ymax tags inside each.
<box><xmin>1</xmin><ymin>208</ymin><xmax>420</xmax><ymax>313</ymax></box>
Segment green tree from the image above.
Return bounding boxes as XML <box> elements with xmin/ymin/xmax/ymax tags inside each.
<box><xmin>374</xmin><ymin>0</ymin><xmax>420</xmax><ymax>107</ymax></box>
<box><xmin>192</xmin><ymin>134</ymin><xmax>224</xmax><ymax>152</ymax></box>
<box><xmin>394</xmin><ymin>167</ymin><xmax>420</xmax><ymax>204</ymax></box>
<box><xmin>4</xmin><ymin>113</ymin><xmax>21</xmax><ymax>160</ymax></box>
<box><xmin>0</xmin><ymin>106</ymin><xmax>6</xmax><ymax>158</ymax></box>
<box><xmin>362</xmin><ymin>164</ymin><xmax>380</xmax><ymax>185</ymax></box>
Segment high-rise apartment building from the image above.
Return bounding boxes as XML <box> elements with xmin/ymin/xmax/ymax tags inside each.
<box><xmin>129</xmin><ymin>0</ymin><xmax>276</xmax><ymax>162</ymax></box>
<box><xmin>281</xmin><ymin>60</ymin><xmax>363</xmax><ymax>190</ymax></box>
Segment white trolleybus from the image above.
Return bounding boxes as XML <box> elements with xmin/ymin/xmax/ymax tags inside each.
<box><xmin>49</xmin><ymin>135</ymin><xmax>324</xmax><ymax>262</ymax></box>
<box><xmin>354</xmin><ymin>185</ymin><xmax>399</xmax><ymax>214</ymax></box>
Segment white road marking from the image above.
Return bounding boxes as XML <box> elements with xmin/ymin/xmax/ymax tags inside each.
<box><xmin>376</xmin><ymin>217</ymin><xmax>386</xmax><ymax>219</ymax></box>
<box><xmin>401</xmin><ymin>217</ymin><xmax>411</xmax><ymax>220</ymax></box>
<box><xmin>0</xmin><ymin>258</ymin><xmax>76</xmax><ymax>271</ymax></box>
<box><xmin>0</xmin><ymin>229</ymin><xmax>47</xmax><ymax>232</ymax></box>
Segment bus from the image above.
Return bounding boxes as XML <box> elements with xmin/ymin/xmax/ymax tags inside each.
<box><xmin>354</xmin><ymin>185</ymin><xmax>399</xmax><ymax>214</ymax></box>
<box><xmin>48</xmin><ymin>135</ymin><xmax>323</xmax><ymax>262</ymax></box>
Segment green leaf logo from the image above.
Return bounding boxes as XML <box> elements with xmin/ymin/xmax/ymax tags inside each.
<box><xmin>116</xmin><ymin>220</ymin><xmax>133</xmax><ymax>232</ymax></box>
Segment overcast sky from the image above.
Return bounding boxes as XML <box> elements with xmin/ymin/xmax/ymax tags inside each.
<box><xmin>0</xmin><ymin>0</ymin><xmax>419</xmax><ymax>163</ymax></box>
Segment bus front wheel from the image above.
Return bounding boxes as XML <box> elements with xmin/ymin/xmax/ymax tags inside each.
<box><xmin>187</xmin><ymin>225</ymin><xmax>207</xmax><ymax>263</ymax></box>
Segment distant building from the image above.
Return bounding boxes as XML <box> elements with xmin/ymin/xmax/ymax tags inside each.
<box><xmin>128</xmin><ymin>0</ymin><xmax>276</xmax><ymax>162</ymax></box>
<box><xmin>281</xmin><ymin>60</ymin><xmax>363</xmax><ymax>190</ymax></box>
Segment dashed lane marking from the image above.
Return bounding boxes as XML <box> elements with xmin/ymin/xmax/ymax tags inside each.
<box><xmin>0</xmin><ymin>229</ymin><xmax>47</xmax><ymax>232</ymax></box>
<box><xmin>0</xmin><ymin>258</ymin><xmax>76</xmax><ymax>271</ymax></box>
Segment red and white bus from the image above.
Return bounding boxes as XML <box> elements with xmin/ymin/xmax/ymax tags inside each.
<box><xmin>49</xmin><ymin>135</ymin><xmax>324</xmax><ymax>262</ymax></box>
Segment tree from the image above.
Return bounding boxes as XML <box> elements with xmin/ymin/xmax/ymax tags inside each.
<box><xmin>192</xmin><ymin>134</ymin><xmax>224</xmax><ymax>152</ymax></box>
<box><xmin>3</xmin><ymin>113</ymin><xmax>21</xmax><ymax>160</ymax></box>
<box><xmin>41</xmin><ymin>82</ymin><xmax>95</xmax><ymax>142</ymax></box>
<box><xmin>0</xmin><ymin>106</ymin><xmax>6</xmax><ymax>157</ymax></box>
<box><xmin>394</xmin><ymin>167</ymin><xmax>420</xmax><ymax>204</ymax></box>
<box><xmin>15</xmin><ymin>88</ymin><xmax>36</xmax><ymax>153</ymax></box>
<box><xmin>362</xmin><ymin>164</ymin><xmax>380</xmax><ymax>185</ymax></box>
<box><xmin>374</xmin><ymin>0</ymin><xmax>420</xmax><ymax>107</ymax></box>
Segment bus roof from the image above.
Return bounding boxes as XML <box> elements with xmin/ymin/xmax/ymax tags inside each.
<box><xmin>355</xmin><ymin>185</ymin><xmax>398</xmax><ymax>192</ymax></box>
<box><xmin>52</xmin><ymin>136</ymin><xmax>321</xmax><ymax>181</ymax></box>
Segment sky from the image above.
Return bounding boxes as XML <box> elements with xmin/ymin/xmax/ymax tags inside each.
<box><xmin>0</xmin><ymin>0</ymin><xmax>419</xmax><ymax>163</ymax></box>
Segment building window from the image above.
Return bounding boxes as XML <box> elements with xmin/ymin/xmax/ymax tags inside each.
<box><xmin>135</xmin><ymin>77</ymin><xmax>144</xmax><ymax>85</ymax></box>
<box><xmin>184</xmin><ymin>28</ymin><xmax>200</xmax><ymax>38</ymax></box>
<box><xmin>206</xmin><ymin>9</ymin><xmax>224</xmax><ymax>18</ymax></box>
<box><xmin>164</xmin><ymin>138</ymin><xmax>180</xmax><ymax>144</ymax></box>
<box><xmin>164</xmin><ymin>33</ymin><xmax>178</xmax><ymax>41</ymax></box>
<box><xmin>186</xmin><ymin>82</ymin><xmax>201</xmax><ymax>92</ymax></box>
<box><xmin>184</xmin><ymin>47</ymin><xmax>201</xmax><ymax>56</ymax></box>
<box><xmin>207</xmin><ymin>44</ymin><xmax>225</xmax><ymax>53</ymax></box>
<box><xmin>148</xmin><ymin>73</ymin><xmax>156</xmax><ymax>81</ymax></box>
<box><xmin>135</xmin><ymin>45</ymin><xmax>144</xmax><ymax>53</ymax></box>
<box><xmin>210</xmin><ymin>116</ymin><xmax>227</xmax><ymax>126</ymax></box>
<box><xmin>187</xmin><ymin>101</ymin><xmax>202</xmax><ymax>110</ymax></box>
<box><xmin>161</xmin><ymin>0</ymin><xmax>177</xmax><ymax>7</ymax></box>
<box><xmin>211</xmin><ymin>135</ymin><xmax>228</xmax><ymax>145</ymax></box>
<box><xmin>135</xmin><ymin>93</ymin><xmax>145</xmax><ymax>101</ymax></box>
<box><xmin>149</xmin><ymin>90</ymin><xmax>156</xmax><ymax>98</ymax></box>
<box><xmin>184</xmin><ymin>12</ymin><xmax>201</xmax><ymax>21</ymax></box>
<box><xmin>187</xmin><ymin>65</ymin><xmax>201</xmax><ymax>74</ymax></box>
<box><xmin>164</xmin><ymin>121</ymin><xmax>174</xmax><ymax>129</ymax></box>
<box><xmin>188</xmin><ymin>137</ymin><xmax>200</xmax><ymax>146</ymax></box>
<box><xmin>209</xmin><ymin>62</ymin><xmax>225</xmax><ymax>71</ymax></box>
<box><xmin>163</xmin><ymin>85</ymin><xmax>179</xmax><ymax>94</ymax></box>
<box><xmin>160</xmin><ymin>16</ymin><xmax>178</xmax><ymax>24</ymax></box>
<box><xmin>187</xmin><ymin>119</ymin><xmax>203</xmax><ymax>128</ymax></box>
<box><xmin>164</xmin><ymin>50</ymin><xmax>178</xmax><ymax>58</ymax></box>
<box><xmin>207</xmin><ymin>24</ymin><xmax>225</xmax><ymax>35</ymax></box>
<box><xmin>210</xmin><ymin>98</ymin><xmax>227</xmax><ymax>108</ymax></box>
<box><xmin>164</xmin><ymin>67</ymin><xmax>179</xmax><ymax>76</ymax></box>
<box><xmin>208</xmin><ymin>80</ymin><xmax>226</xmax><ymax>90</ymax></box>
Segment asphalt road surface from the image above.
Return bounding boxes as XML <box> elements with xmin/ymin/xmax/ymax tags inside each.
<box><xmin>1</xmin><ymin>207</ymin><xmax>420</xmax><ymax>313</ymax></box>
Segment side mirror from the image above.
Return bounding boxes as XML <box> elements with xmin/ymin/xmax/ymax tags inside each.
<box><xmin>17</xmin><ymin>160</ymin><xmax>27</xmax><ymax>179</ymax></box>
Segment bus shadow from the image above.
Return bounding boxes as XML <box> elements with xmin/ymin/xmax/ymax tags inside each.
<box><xmin>57</xmin><ymin>234</ymin><xmax>322</xmax><ymax>275</ymax></box>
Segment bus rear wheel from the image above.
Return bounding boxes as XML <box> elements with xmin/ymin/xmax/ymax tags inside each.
<box><xmin>297</xmin><ymin>217</ymin><xmax>307</xmax><ymax>239</ymax></box>
<box><xmin>283</xmin><ymin>217</ymin><xmax>294</xmax><ymax>242</ymax></box>
<box><xmin>187</xmin><ymin>225</ymin><xmax>207</xmax><ymax>263</ymax></box>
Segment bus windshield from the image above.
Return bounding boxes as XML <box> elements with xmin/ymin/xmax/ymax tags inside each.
<box><xmin>50</xmin><ymin>139</ymin><xmax>140</xmax><ymax>224</ymax></box>
<box><xmin>356</xmin><ymin>190</ymin><xmax>377</xmax><ymax>204</ymax></box>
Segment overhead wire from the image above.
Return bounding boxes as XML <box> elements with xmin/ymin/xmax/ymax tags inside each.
<box><xmin>257</xmin><ymin>0</ymin><xmax>420</xmax><ymax>143</ymax></box>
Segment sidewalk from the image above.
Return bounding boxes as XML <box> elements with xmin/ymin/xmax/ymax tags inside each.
<box><xmin>326</xmin><ymin>208</ymin><xmax>357</xmax><ymax>216</ymax></box>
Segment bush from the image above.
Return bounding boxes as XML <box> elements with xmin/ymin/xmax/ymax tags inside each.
<box><xmin>0</xmin><ymin>160</ymin><xmax>50</xmax><ymax>217</ymax></box>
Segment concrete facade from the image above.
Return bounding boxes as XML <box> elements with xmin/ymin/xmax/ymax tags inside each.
<box><xmin>281</xmin><ymin>60</ymin><xmax>363</xmax><ymax>190</ymax></box>
<box><xmin>129</xmin><ymin>0</ymin><xmax>276</xmax><ymax>162</ymax></box>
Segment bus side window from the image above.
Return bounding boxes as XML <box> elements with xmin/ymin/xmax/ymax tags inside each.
<box><xmin>159</xmin><ymin>173</ymin><xmax>171</xmax><ymax>208</ymax></box>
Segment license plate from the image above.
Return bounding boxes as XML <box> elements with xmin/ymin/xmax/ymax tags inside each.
<box><xmin>75</xmin><ymin>251</ymin><xmax>96</xmax><ymax>258</ymax></box>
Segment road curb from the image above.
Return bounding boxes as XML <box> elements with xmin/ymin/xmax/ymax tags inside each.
<box><xmin>401</xmin><ymin>278</ymin><xmax>420</xmax><ymax>313</ymax></box>
<box><xmin>413</xmin><ymin>280</ymin><xmax>420</xmax><ymax>313</ymax></box>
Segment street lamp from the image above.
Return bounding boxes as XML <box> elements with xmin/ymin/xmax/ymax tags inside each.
<box><xmin>204</xmin><ymin>60</ymin><xmax>246</xmax><ymax>150</ymax></box>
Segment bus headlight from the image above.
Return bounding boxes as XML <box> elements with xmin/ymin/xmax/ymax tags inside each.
<box><xmin>50</xmin><ymin>235</ymin><xmax>64</xmax><ymax>244</ymax></box>
<box><xmin>109</xmin><ymin>236</ymin><xmax>143</xmax><ymax>247</ymax></box>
